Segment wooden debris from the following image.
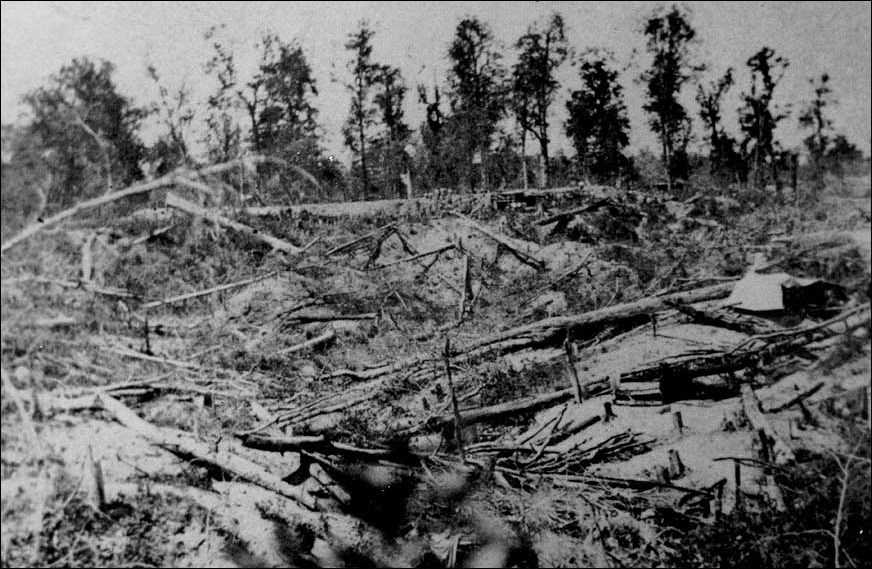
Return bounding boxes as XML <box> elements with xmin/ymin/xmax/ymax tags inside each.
<box><xmin>31</xmin><ymin>315</ymin><xmax>77</xmax><ymax>329</ymax></box>
<box><xmin>329</xmin><ymin>282</ymin><xmax>736</xmax><ymax>383</ymax></box>
<box><xmin>563</xmin><ymin>335</ymin><xmax>584</xmax><ymax>404</ymax></box>
<box><xmin>666</xmin><ymin>301</ymin><xmax>782</xmax><ymax>335</ymax></box>
<box><xmin>741</xmin><ymin>384</ymin><xmax>796</xmax><ymax>466</ymax></box>
<box><xmin>520</xmin><ymin>254</ymin><xmax>592</xmax><ymax>306</ymax></box>
<box><xmin>80</xmin><ymin>232</ymin><xmax>95</xmax><ymax>283</ymax></box>
<box><xmin>668</xmin><ymin>449</ymin><xmax>685</xmax><ymax>479</ymax></box>
<box><xmin>371</xmin><ymin>244</ymin><xmax>455</xmax><ymax>270</ymax></box>
<box><xmin>143</xmin><ymin>271</ymin><xmax>279</xmax><ymax>309</ymax></box>
<box><xmin>458</xmin><ymin>252</ymin><xmax>473</xmax><ymax>320</ymax></box>
<box><xmin>106</xmin><ymin>345</ymin><xmax>205</xmax><ymax>371</ymax></box>
<box><xmin>87</xmin><ymin>446</ymin><xmax>107</xmax><ymax>510</ymax></box>
<box><xmin>98</xmin><ymin>394</ymin><xmax>318</xmax><ymax>509</ymax></box>
<box><xmin>277</xmin><ymin>328</ymin><xmax>336</xmax><ymax>356</ymax></box>
<box><xmin>407</xmin><ymin>386</ymin><xmax>600</xmax><ymax>435</ymax></box>
<box><xmin>764</xmin><ymin>382</ymin><xmax>824</xmax><ymax>413</ymax></box>
<box><xmin>614</xmin><ymin>304</ymin><xmax>870</xmax><ymax>403</ymax></box>
<box><xmin>454</xmin><ymin>212</ymin><xmax>545</xmax><ymax>271</ymax></box>
<box><xmin>2</xmin><ymin>276</ymin><xmax>138</xmax><ymax>300</ymax></box>
<box><xmin>534</xmin><ymin>198</ymin><xmax>614</xmax><ymax>226</ymax></box>
<box><xmin>672</xmin><ymin>411</ymin><xmax>684</xmax><ymax>435</ymax></box>
<box><xmin>128</xmin><ymin>224</ymin><xmax>174</xmax><ymax>246</ymax></box>
<box><xmin>283</xmin><ymin>312</ymin><xmax>377</xmax><ymax>324</ymax></box>
<box><xmin>1</xmin><ymin>368</ymin><xmax>42</xmax><ymax>451</ymax></box>
<box><xmin>166</xmin><ymin>192</ymin><xmax>302</xmax><ymax>254</ymax></box>
<box><xmin>2</xmin><ymin>174</ymin><xmax>179</xmax><ymax>254</ymax></box>
<box><xmin>443</xmin><ymin>338</ymin><xmax>466</xmax><ymax>461</ymax></box>
<box><xmin>325</xmin><ymin>223</ymin><xmax>396</xmax><ymax>257</ymax></box>
<box><xmin>242</xmin><ymin>433</ymin><xmax>421</xmax><ymax>463</ymax></box>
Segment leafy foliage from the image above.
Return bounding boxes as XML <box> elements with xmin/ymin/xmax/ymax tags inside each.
<box><xmin>738</xmin><ymin>47</ymin><xmax>790</xmax><ymax>189</ymax></box>
<box><xmin>21</xmin><ymin>57</ymin><xmax>148</xmax><ymax>209</ymax></box>
<box><xmin>696</xmin><ymin>68</ymin><xmax>745</xmax><ymax>183</ymax></box>
<box><xmin>510</xmin><ymin>13</ymin><xmax>570</xmax><ymax>187</ymax></box>
<box><xmin>447</xmin><ymin>17</ymin><xmax>508</xmax><ymax>190</ymax></box>
<box><xmin>639</xmin><ymin>5</ymin><xmax>701</xmax><ymax>184</ymax></box>
<box><xmin>565</xmin><ymin>49</ymin><xmax>631</xmax><ymax>182</ymax></box>
<box><xmin>342</xmin><ymin>21</ymin><xmax>381</xmax><ymax>196</ymax></box>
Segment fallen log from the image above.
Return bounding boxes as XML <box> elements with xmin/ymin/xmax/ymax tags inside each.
<box><xmin>143</xmin><ymin>271</ymin><xmax>279</xmax><ymax>309</ymax></box>
<box><xmin>98</xmin><ymin>394</ymin><xmax>318</xmax><ymax>509</ymax></box>
<box><xmin>764</xmin><ymin>382</ymin><xmax>824</xmax><ymax>413</ymax></box>
<box><xmin>406</xmin><ymin>381</ymin><xmax>610</xmax><ymax>435</ymax></box>
<box><xmin>454</xmin><ymin>212</ymin><xmax>545</xmax><ymax>271</ymax></box>
<box><xmin>520</xmin><ymin>254</ymin><xmax>593</xmax><ymax>306</ymax></box>
<box><xmin>616</xmin><ymin>305</ymin><xmax>870</xmax><ymax>404</ymax></box>
<box><xmin>277</xmin><ymin>328</ymin><xmax>336</xmax><ymax>356</ymax></box>
<box><xmin>666</xmin><ymin>301</ymin><xmax>782</xmax><ymax>335</ymax></box>
<box><xmin>324</xmin><ymin>223</ymin><xmax>395</xmax><ymax>256</ymax></box>
<box><xmin>462</xmin><ymin>282</ymin><xmax>736</xmax><ymax>358</ymax></box>
<box><xmin>1</xmin><ymin>276</ymin><xmax>139</xmax><ymax>299</ymax></box>
<box><xmin>283</xmin><ymin>312</ymin><xmax>377</xmax><ymax>324</ymax></box>
<box><xmin>534</xmin><ymin>198</ymin><xmax>613</xmax><ymax>226</ymax></box>
<box><xmin>2</xmin><ymin>175</ymin><xmax>177</xmax><ymax>254</ymax></box>
<box><xmin>128</xmin><ymin>224</ymin><xmax>174</xmax><ymax>246</ymax></box>
<box><xmin>31</xmin><ymin>315</ymin><xmax>78</xmax><ymax>329</ymax></box>
<box><xmin>106</xmin><ymin>345</ymin><xmax>205</xmax><ymax>371</ymax></box>
<box><xmin>165</xmin><ymin>192</ymin><xmax>302</xmax><ymax>254</ymax></box>
<box><xmin>370</xmin><ymin>244</ymin><xmax>455</xmax><ymax>270</ymax></box>
<box><xmin>327</xmin><ymin>282</ymin><xmax>735</xmax><ymax>384</ymax></box>
<box><xmin>241</xmin><ymin>433</ymin><xmax>421</xmax><ymax>463</ymax></box>
<box><xmin>740</xmin><ymin>385</ymin><xmax>796</xmax><ymax>466</ymax></box>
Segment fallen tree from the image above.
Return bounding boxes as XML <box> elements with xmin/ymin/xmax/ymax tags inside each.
<box><xmin>0</xmin><ymin>157</ymin><xmax>268</xmax><ymax>255</ymax></box>
<box><xmin>165</xmin><ymin>192</ymin><xmax>302</xmax><ymax>254</ymax></box>
<box><xmin>329</xmin><ymin>281</ymin><xmax>737</xmax><ymax>383</ymax></box>
<box><xmin>98</xmin><ymin>394</ymin><xmax>319</xmax><ymax>509</ymax></box>
<box><xmin>619</xmin><ymin>303</ymin><xmax>870</xmax><ymax>403</ymax></box>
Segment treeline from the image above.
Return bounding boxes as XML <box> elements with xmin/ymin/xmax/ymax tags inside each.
<box><xmin>1</xmin><ymin>4</ymin><xmax>867</xmax><ymax>219</ymax></box>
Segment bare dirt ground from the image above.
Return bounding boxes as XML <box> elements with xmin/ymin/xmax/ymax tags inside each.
<box><xmin>2</xmin><ymin>177</ymin><xmax>870</xmax><ymax>567</ymax></box>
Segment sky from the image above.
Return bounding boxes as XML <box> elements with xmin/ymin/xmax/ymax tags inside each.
<box><xmin>1</xmin><ymin>1</ymin><xmax>870</xmax><ymax>164</ymax></box>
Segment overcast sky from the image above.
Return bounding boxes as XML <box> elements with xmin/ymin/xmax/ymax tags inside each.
<box><xmin>2</xmin><ymin>1</ymin><xmax>870</xmax><ymax>162</ymax></box>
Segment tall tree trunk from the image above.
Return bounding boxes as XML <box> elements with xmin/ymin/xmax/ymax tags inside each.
<box><xmin>358</xmin><ymin>114</ymin><xmax>369</xmax><ymax>196</ymax></box>
<box><xmin>480</xmin><ymin>147</ymin><xmax>487</xmax><ymax>191</ymax></box>
<box><xmin>661</xmin><ymin>132</ymin><xmax>672</xmax><ymax>194</ymax></box>
<box><xmin>520</xmin><ymin>132</ymin><xmax>528</xmax><ymax>190</ymax></box>
<box><xmin>539</xmin><ymin>137</ymin><xmax>550</xmax><ymax>189</ymax></box>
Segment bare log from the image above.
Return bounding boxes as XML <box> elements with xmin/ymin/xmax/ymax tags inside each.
<box><xmin>667</xmin><ymin>301</ymin><xmax>782</xmax><ymax>335</ymax></box>
<box><xmin>741</xmin><ymin>384</ymin><xmax>796</xmax><ymax>466</ymax></box>
<box><xmin>106</xmin><ymin>345</ymin><xmax>205</xmax><ymax>370</ymax></box>
<box><xmin>80</xmin><ymin>232</ymin><xmax>95</xmax><ymax>283</ymax></box>
<box><xmin>2</xmin><ymin>174</ymin><xmax>176</xmax><ymax>254</ymax></box>
<box><xmin>407</xmin><ymin>386</ymin><xmax>603</xmax><ymax>434</ymax></box>
<box><xmin>2</xmin><ymin>276</ymin><xmax>138</xmax><ymax>299</ymax></box>
<box><xmin>283</xmin><ymin>313</ymin><xmax>377</xmax><ymax>324</ymax></box>
<box><xmin>277</xmin><ymin>328</ymin><xmax>336</xmax><ymax>356</ymax></box>
<box><xmin>521</xmin><ymin>254</ymin><xmax>593</xmax><ymax>306</ymax></box>
<box><xmin>165</xmin><ymin>192</ymin><xmax>302</xmax><ymax>254</ymax></box>
<box><xmin>764</xmin><ymin>382</ymin><xmax>825</xmax><ymax>413</ymax></box>
<box><xmin>328</xmin><ymin>282</ymin><xmax>736</xmax><ymax>384</ymax></box>
<box><xmin>324</xmin><ymin>223</ymin><xmax>396</xmax><ymax>256</ymax></box>
<box><xmin>462</xmin><ymin>282</ymin><xmax>736</xmax><ymax>358</ymax></box>
<box><xmin>617</xmin><ymin>304</ymin><xmax>870</xmax><ymax>403</ymax></box>
<box><xmin>370</xmin><ymin>244</ymin><xmax>455</xmax><ymax>270</ymax></box>
<box><xmin>98</xmin><ymin>394</ymin><xmax>318</xmax><ymax>509</ymax></box>
<box><xmin>128</xmin><ymin>224</ymin><xmax>174</xmax><ymax>246</ymax></box>
<box><xmin>454</xmin><ymin>212</ymin><xmax>545</xmax><ymax>271</ymax></box>
<box><xmin>534</xmin><ymin>198</ymin><xmax>613</xmax><ymax>226</ymax></box>
<box><xmin>143</xmin><ymin>271</ymin><xmax>279</xmax><ymax>309</ymax></box>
